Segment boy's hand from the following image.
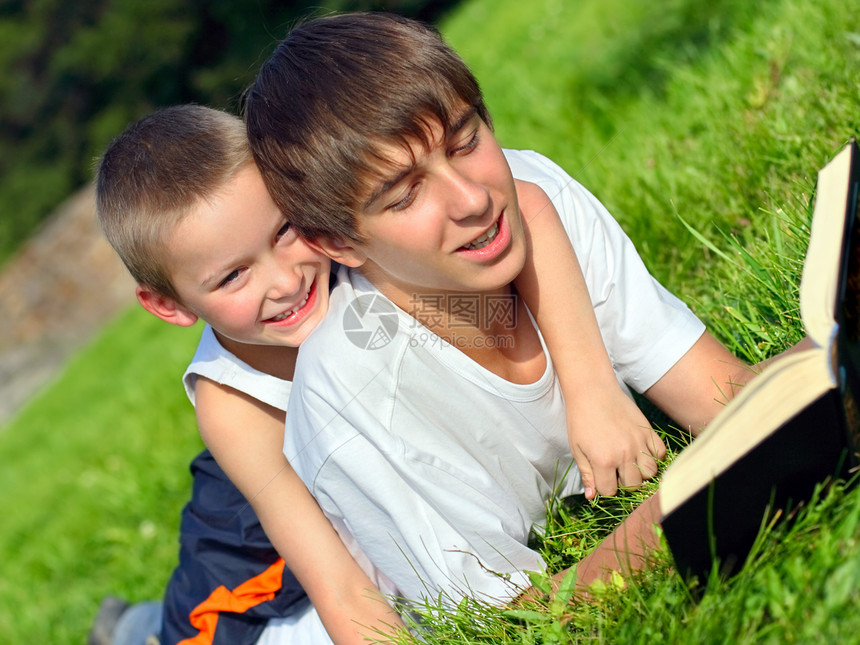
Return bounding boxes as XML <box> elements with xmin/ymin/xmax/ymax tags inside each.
<box><xmin>567</xmin><ymin>385</ymin><xmax>665</xmax><ymax>499</ymax></box>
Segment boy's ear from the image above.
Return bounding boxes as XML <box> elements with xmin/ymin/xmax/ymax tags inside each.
<box><xmin>308</xmin><ymin>236</ymin><xmax>368</xmax><ymax>268</ymax></box>
<box><xmin>136</xmin><ymin>285</ymin><xmax>199</xmax><ymax>327</ymax></box>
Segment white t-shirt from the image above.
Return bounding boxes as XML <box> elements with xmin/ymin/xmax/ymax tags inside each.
<box><xmin>283</xmin><ymin>149</ymin><xmax>706</xmax><ymax>606</ymax></box>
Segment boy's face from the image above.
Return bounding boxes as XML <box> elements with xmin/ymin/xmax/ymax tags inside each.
<box><xmin>344</xmin><ymin>109</ymin><xmax>526</xmax><ymax>309</ymax></box>
<box><xmin>157</xmin><ymin>164</ymin><xmax>330</xmax><ymax>348</ymax></box>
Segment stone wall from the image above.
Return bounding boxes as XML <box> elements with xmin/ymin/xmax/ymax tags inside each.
<box><xmin>0</xmin><ymin>185</ymin><xmax>137</xmax><ymax>424</ymax></box>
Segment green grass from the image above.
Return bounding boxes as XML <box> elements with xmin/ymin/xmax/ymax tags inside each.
<box><xmin>446</xmin><ymin>0</ymin><xmax>858</xmax><ymax>312</ymax></box>
<box><xmin>0</xmin><ymin>308</ymin><xmax>203</xmax><ymax>642</ymax></box>
<box><xmin>2</xmin><ymin>0</ymin><xmax>860</xmax><ymax>641</ymax></box>
<box><xmin>391</xmin><ymin>478</ymin><xmax>860</xmax><ymax>643</ymax></box>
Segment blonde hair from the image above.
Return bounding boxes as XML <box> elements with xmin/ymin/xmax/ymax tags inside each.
<box><xmin>96</xmin><ymin>105</ymin><xmax>253</xmax><ymax>299</ymax></box>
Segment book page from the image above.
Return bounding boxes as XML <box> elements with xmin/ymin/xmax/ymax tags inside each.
<box><xmin>800</xmin><ymin>144</ymin><xmax>854</xmax><ymax>345</ymax></box>
<box><xmin>659</xmin><ymin>347</ymin><xmax>835</xmax><ymax>516</ymax></box>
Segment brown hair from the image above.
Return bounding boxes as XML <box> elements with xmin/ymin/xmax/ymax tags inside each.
<box><xmin>96</xmin><ymin>105</ymin><xmax>253</xmax><ymax>300</ymax></box>
<box><xmin>244</xmin><ymin>12</ymin><xmax>491</xmax><ymax>242</ymax></box>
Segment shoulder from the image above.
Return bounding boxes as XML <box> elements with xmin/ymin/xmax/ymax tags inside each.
<box><xmin>292</xmin><ymin>267</ymin><xmax>412</xmax><ymax>406</ymax></box>
<box><xmin>513</xmin><ymin>177</ymin><xmax>548</xmax><ymax>205</ymax></box>
<box><xmin>195</xmin><ymin>375</ymin><xmax>286</xmax><ymax>442</ymax></box>
<box><xmin>285</xmin><ymin>268</ymin><xmax>427</xmax><ymax>473</ymax></box>
<box><xmin>504</xmin><ymin>149</ymin><xmax>575</xmax><ymax>191</ymax></box>
<box><xmin>503</xmin><ymin>149</ymin><xmax>612</xmax><ymax>230</ymax></box>
<box><xmin>514</xmin><ymin>179</ymin><xmax>556</xmax><ymax>227</ymax></box>
<box><xmin>183</xmin><ymin>324</ymin><xmax>292</xmax><ymax>412</ymax></box>
<box><xmin>504</xmin><ymin>149</ymin><xmax>632</xmax><ymax>265</ymax></box>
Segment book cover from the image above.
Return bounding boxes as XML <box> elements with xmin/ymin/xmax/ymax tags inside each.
<box><xmin>660</xmin><ymin>140</ymin><xmax>860</xmax><ymax>580</ymax></box>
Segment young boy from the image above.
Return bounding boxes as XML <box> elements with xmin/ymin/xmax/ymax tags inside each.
<box><xmin>95</xmin><ymin>105</ymin><xmax>401</xmax><ymax>644</ymax></box>
<box><xmin>244</xmin><ymin>12</ymin><xmax>757</xmax><ymax>606</ymax></box>
<box><xmin>94</xmin><ymin>101</ymin><xmax>655</xmax><ymax>641</ymax></box>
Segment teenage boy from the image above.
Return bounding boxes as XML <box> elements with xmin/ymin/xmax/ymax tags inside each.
<box><xmin>244</xmin><ymin>12</ymin><xmax>757</xmax><ymax>606</ymax></box>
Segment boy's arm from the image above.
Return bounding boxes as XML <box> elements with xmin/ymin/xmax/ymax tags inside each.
<box><xmin>195</xmin><ymin>378</ymin><xmax>404</xmax><ymax>644</ymax></box>
<box><xmin>545</xmin><ymin>337</ymin><xmax>810</xmax><ymax>597</ymax></box>
<box><xmin>644</xmin><ymin>333</ymin><xmax>815</xmax><ymax>433</ymax></box>
<box><xmin>643</xmin><ymin>332</ymin><xmax>754</xmax><ymax>434</ymax></box>
<box><xmin>513</xmin><ymin>180</ymin><xmax>665</xmax><ymax>499</ymax></box>
<box><xmin>545</xmin><ymin>334</ymin><xmax>747</xmax><ymax>597</ymax></box>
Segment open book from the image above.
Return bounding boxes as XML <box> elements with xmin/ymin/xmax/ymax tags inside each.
<box><xmin>659</xmin><ymin>140</ymin><xmax>860</xmax><ymax>580</ymax></box>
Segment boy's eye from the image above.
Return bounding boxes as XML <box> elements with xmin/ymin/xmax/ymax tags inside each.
<box><xmin>218</xmin><ymin>268</ymin><xmax>242</xmax><ymax>288</ymax></box>
<box><xmin>451</xmin><ymin>129</ymin><xmax>479</xmax><ymax>155</ymax></box>
<box><xmin>388</xmin><ymin>185</ymin><xmax>418</xmax><ymax>212</ymax></box>
<box><xmin>275</xmin><ymin>221</ymin><xmax>292</xmax><ymax>241</ymax></box>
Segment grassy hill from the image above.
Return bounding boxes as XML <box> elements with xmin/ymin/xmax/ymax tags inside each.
<box><xmin>1</xmin><ymin>0</ymin><xmax>858</xmax><ymax>641</ymax></box>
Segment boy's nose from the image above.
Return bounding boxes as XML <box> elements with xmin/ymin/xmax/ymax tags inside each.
<box><xmin>267</xmin><ymin>265</ymin><xmax>305</xmax><ymax>303</ymax></box>
<box><xmin>445</xmin><ymin>170</ymin><xmax>490</xmax><ymax>222</ymax></box>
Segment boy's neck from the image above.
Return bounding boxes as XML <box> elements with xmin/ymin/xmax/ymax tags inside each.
<box><xmin>369</xmin><ymin>278</ymin><xmax>547</xmax><ymax>384</ymax></box>
<box><xmin>213</xmin><ymin>330</ymin><xmax>300</xmax><ymax>381</ymax></box>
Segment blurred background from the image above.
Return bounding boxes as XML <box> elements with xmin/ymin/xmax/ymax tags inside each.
<box><xmin>0</xmin><ymin>0</ymin><xmax>461</xmax><ymax>266</ymax></box>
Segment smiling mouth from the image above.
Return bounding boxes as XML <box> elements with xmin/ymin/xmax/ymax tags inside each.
<box><xmin>267</xmin><ymin>286</ymin><xmax>312</xmax><ymax>323</ymax></box>
<box><xmin>461</xmin><ymin>221</ymin><xmax>500</xmax><ymax>251</ymax></box>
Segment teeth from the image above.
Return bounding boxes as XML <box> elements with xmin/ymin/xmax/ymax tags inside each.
<box><xmin>269</xmin><ymin>292</ymin><xmax>309</xmax><ymax>322</ymax></box>
<box><xmin>463</xmin><ymin>222</ymin><xmax>499</xmax><ymax>251</ymax></box>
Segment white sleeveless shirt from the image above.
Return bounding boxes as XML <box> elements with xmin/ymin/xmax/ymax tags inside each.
<box><xmin>182</xmin><ymin>325</ymin><xmax>291</xmax><ymax>412</ymax></box>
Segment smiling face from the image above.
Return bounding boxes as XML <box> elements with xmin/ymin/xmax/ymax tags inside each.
<box><xmin>341</xmin><ymin>109</ymin><xmax>526</xmax><ymax>312</ymax></box>
<box><xmin>155</xmin><ymin>163</ymin><xmax>330</xmax><ymax>349</ymax></box>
